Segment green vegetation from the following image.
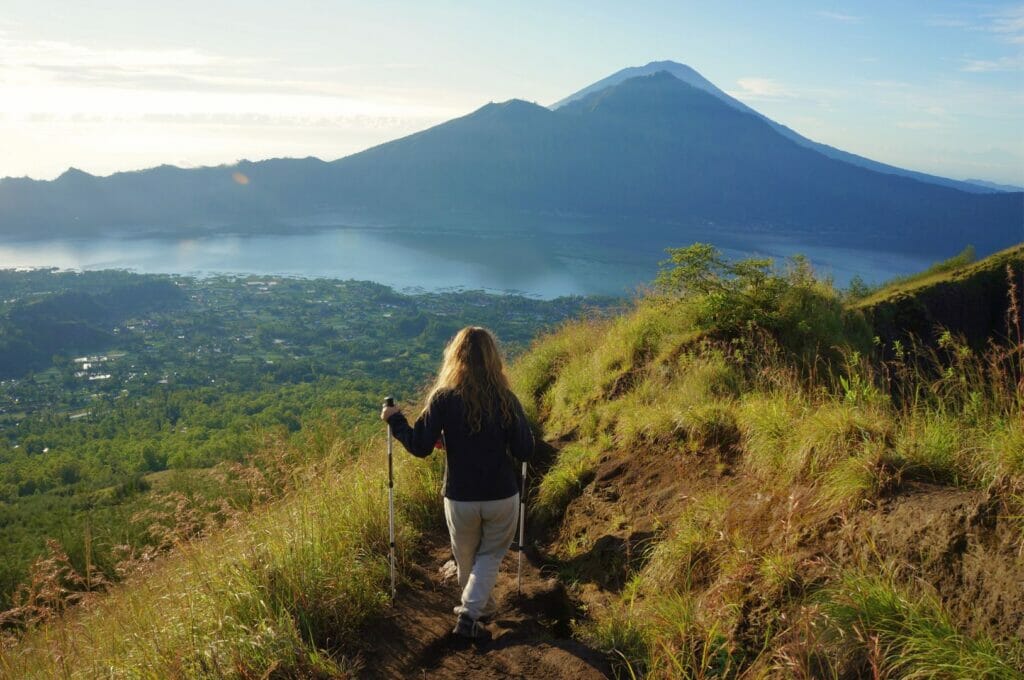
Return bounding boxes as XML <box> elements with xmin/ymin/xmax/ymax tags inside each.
<box><xmin>1</xmin><ymin>427</ymin><xmax>445</xmax><ymax>677</ymax></box>
<box><xmin>3</xmin><ymin>242</ymin><xmax>1022</xmax><ymax>678</ymax></box>
<box><xmin>0</xmin><ymin>269</ymin><xmax>604</xmax><ymax>609</ymax></box>
<box><xmin>846</xmin><ymin>244</ymin><xmax>977</xmax><ymax>304</ymax></box>
<box><xmin>513</xmin><ymin>243</ymin><xmax>1024</xmax><ymax>678</ymax></box>
<box><xmin>822</xmin><ymin>570</ymin><xmax>1023</xmax><ymax>679</ymax></box>
<box><xmin>534</xmin><ymin>442</ymin><xmax>602</xmax><ymax>525</ymax></box>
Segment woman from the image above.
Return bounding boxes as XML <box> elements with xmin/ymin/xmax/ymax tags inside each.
<box><xmin>381</xmin><ymin>326</ymin><xmax>534</xmax><ymax>639</ymax></box>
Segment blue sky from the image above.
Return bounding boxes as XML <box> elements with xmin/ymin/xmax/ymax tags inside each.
<box><xmin>1</xmin><ymin>0</ymin><xmax>1022</xmax><ymax>184</ymax></box>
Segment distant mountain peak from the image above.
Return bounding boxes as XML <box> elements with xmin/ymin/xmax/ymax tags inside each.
<box><xmin>56</xmin><ymin>167</ymin><xmax>95</xmax><ymax>183</ymax></box>
<box><xmin>466</xmin><ymin>98</ymin><xmax>553</xmax><ymax>124</ymax></box>
<box><xmin>558</xmin><ymin>68</ymin><xmax>736</xmax><ymax>121</ymax></box>
<box><xmin>479</xmin><ymin>98</ymin><xmax>546</xmax><ymax>112</ymax></box>
<box><xmin>551</xmin><ymin>61</ymin><xmax>722</xmax><ymax>110</ymax></box>
<box><xmin>553</xmin><ymin>61</ymin><xmax>1001</xmax><ymax>194</ymax></box>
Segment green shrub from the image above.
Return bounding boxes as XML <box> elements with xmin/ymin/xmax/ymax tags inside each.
<box><xmin>656</xmin><ymin>243</ymin><xmax>869</xmax><ymax>363</ymax></box>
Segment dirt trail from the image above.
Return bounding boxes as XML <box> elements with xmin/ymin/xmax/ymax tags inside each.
<box><xmin>360</xmin><ymin>539</ymin><xmax>611</xmax><ymax>679</ymax></box>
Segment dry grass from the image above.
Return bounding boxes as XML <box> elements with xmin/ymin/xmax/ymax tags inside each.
<box><xmin>0</xmin><ymin>433</ymin><xmax>444</xmax><ymax>679</ymax></box>
<box><xmin>521</xmin><ymin>249</ymin><xmax>1024</xmax><ymax>678</ymax></box>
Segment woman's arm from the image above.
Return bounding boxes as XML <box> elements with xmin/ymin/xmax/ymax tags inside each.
<box><xmin>386</xmin><ymin>396</ymin><xmax>445</xmax><ymax>459</ymax></box>
<box><xmin>508</xmin><ymin>397</ymin><xmax>535</xmax><ymax>462</ymax></box>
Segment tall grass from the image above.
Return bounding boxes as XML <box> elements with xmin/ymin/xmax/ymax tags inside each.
<box><xmin>582</xmin><ymin>592</ymin><xmax>741</xmax><ymax>680</ymax></box>
<box><xmin>643</xmin><ymin>493</ymin><xmax>731</xmax><ymax>593</ymax></box>
<box><xmin>0</xmin><ymin>433</ymin><xmax>444</xmax><ymax>679</ymax></box>
<box><xmin>822</xmin><ymin>570</ymin><xmax>1024</xmax><ymax>679</ymax></box>
<box><xmin>533</xmin><ymin>442</ymin><xmax>602</xmax><ymax>526</ymax></box>
<box><xmin>521</xmin><ymin>246</ymin><xmax>1024</xmax><ymax>678</ymax></box>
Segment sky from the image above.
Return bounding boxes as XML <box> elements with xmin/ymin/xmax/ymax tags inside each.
<box><xmin>1</xmin><ymin>0</ymin><xmax>1022</xmax><ymax>185</ymax></box>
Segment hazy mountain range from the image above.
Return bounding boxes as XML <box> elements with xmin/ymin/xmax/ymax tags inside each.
<box><xmin>0</xmin><ymin>61</ymin><xmax>1020</xmax><ymax>256</ymax></box>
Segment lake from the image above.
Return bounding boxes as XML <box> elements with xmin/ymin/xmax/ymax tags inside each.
<box><xmin>0</xmin><ymin>226</ymin><xmax>937</xmax><ymax>298</ymax></box>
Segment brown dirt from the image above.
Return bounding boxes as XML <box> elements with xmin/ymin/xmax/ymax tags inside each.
<box><xmin>548</xmin><ymin>440</ymin><xmax>1024</xmax><ymax>653</ymax></box>
<box><xmin>356</xmin><ymin>438</ymin><xmax>1023</xmax><ymax>677</ymax></box>
<box><xmin>833</xmin><ymin>481</ymin><xmax>1024</xmax><ymax>641</ymax></box>
<box><xmin>358</xmin><ymin>539</ymin><xmax>611</xmax><ymax>679</ymax></box>
<box><xmin>549</xmin><ymin>444</ymin><xmax>718</xmax><ymax>595</ymax></box>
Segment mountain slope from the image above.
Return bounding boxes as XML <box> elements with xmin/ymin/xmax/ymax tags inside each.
<box><xmin>0</xmin><ymin>69</ymin><xmax>1020</xmax><ymax>256</ymax></box>
<box><xmin>3</xmin><ymin>246</ymin><xmax>1023</xmax><ymax>678</ymax></box>
<box><xmin>510</xmin><ymin>245</ymin><xmax>1024</xmax><ymax>677</ymax></box>
<box><xmin>321</xmin><ymin>72</ymin><xmax>1021</xmax><ymax>252</ymax></box>
<box><xmin>553</xmin><ymin>60</ymin><xmax>1003</xmax><ymax>195</ymax></box>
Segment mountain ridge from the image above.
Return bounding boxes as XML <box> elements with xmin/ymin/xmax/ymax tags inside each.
<box><xmin>0</xmin><ymin>64</ymin><xmax>1020</xmax><ymax>256</ymax></box>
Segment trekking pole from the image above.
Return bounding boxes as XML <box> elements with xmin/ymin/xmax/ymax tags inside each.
<box><xmin>517</xmin><ymin>461</ymin><xmax>527</xmax><ymax>596</ymax></box>
<box><xmin>384</xmin><ymin>396</ymin><xmax>397</xmax><ymax>600</ymax></box>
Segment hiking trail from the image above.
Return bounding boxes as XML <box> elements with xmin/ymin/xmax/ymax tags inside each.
<box><xmin>361</xmin><ymin>537</ymin><xmax>611</xmax><ymax>679</ymax></box>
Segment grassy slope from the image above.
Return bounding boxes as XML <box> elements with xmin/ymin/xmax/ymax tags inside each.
<box><xmin>2</xmin><ymin>245</ymin><xmax>1022</xmax><ymax>679</ymax></box>
<box><xmin>854</xmin><ymin>244</ymin><xmax>1022</xmax><ymax>308</ymax></box>
<box><xmin>511</xmin><ymin>246</ymin><xmax>1024</xmax><ymax>678</ymax></box>
<box><xmin>855</xmin><ymin>243</ymin><xmax>1024</xmax><ymax>351</ymax></box>
<box><xmin>1</xmin><ymin>429</ymin><xmax>444</xmax><ymax>678</ymax></box>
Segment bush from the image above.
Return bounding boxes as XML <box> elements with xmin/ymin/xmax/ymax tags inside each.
<box><xmin>656</xmin><ymin>243</ymin><xmax>869</xmax><ymax>363</ymax></box>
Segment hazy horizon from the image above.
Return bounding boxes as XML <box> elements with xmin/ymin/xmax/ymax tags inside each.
<box><xmin>2</xmin><ymin>1</ymin><xmax>1023</xmax><ymax>186</ymax></box>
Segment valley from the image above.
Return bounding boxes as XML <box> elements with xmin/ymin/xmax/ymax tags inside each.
<box><xmin>0</xmin><ymin>268</ymin><xmax>606</xmax><ymax>610</ymax></box>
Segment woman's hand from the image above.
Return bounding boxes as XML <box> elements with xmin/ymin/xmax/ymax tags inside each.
<box><xmin>381</xmin><ymin>404</ymin><xmax>402</xmax><ymax>421</ymax></box>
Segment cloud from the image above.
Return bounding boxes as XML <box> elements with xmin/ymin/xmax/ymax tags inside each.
<box><xmin>987</xmin><ymin>4</ymin><xmax>1024</xmax><ymax>44</ymax></box>
<box><xmin>730</xmin><ymin>77</ymin><xmax>795</xmax><ymax>99</ymax></box>
<box><xmin>0</xmin><ymin>35</ymin><xmax>463</xmax><ymax>121</ymax></box>
<box><xmin>727</xmin><ymin>78</ymin><xmax>846</xmax><ymax>110</ymax></box>
<box><xmin>960</xmin><ymin>55</ymin><xmax>1024</xmax><ymax>72</ymax></box>
<box><xmin>816</xmin><ymin>10</ymin><xmax>863</xmax><ymax>23</ymax></box>
<box><xmin>927</xmin><ymin>4</ymin><xmax>1024</xmax><ymax>44</ymax></box>
<box><xmin>895</xmin><ymin>120</ymin><xmax>945</xmax><ymax>130</ymax></box>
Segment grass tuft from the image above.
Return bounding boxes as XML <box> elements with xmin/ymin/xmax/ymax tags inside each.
<box><xmin>822</xmin><ymin>570</ymin><xmax>1024</xmax><ymax>679</ymax></box>
<box><xmin>533</xmin><ymin>442</ymin><xmax>602</xmax><ymax>525</ymax></box>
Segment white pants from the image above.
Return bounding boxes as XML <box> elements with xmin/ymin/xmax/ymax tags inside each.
<box><xmin>443</xmin><ymin>493</ymin><xmax>519</xmax><ymax>621</ymax></box>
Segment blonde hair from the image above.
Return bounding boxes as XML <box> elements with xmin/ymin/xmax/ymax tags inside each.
<box><xmin>424</xmin><ymin>326</ymin><xmax>516</xmax><ymax>432</ymax></box>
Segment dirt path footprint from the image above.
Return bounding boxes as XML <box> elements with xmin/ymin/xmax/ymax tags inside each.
<box><xmin>360</xmin><ymin>540</ymin><xmax>611</xmax><ymax>679</ymax></box>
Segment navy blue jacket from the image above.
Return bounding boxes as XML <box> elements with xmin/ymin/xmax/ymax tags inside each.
<box><xmin>387</xmin><ymin>389</ymin><xmax>534</xmax><ymax>502</ymax></box>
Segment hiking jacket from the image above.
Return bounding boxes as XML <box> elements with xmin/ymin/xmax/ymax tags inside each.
<box><xmin>387</xmin><ymin>389</ymin><xmax>534</xmax><ymax>501</ymax></box>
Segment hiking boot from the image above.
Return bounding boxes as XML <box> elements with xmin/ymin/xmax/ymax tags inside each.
<box><xmin>452</xmin><ymin>613</ymin><xmax>487</xmax><ymax>639</ymax></box>
<box><xmin>453</xmin><ymin>599</ymin><xmax>498</xmax><ymax>622</ymax></box>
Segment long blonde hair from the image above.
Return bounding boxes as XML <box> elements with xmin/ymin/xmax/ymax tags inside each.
<box><xmin>425</xmin><ymin>326</ymin><xmax>516</xmax><ymax>432</ymax></box>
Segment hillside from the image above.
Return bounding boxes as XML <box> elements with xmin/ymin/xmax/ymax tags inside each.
<box><xmin>1</xmin><ymin>66</ymin><xmax>1021</xmax><ymax>259</ymax></box>
<box><xmin>3</xmin><ymin>245</ymin><xmax>1022</xmax><ymax>678</ymax></box>
<box><xmin>855</xmin><ymin>243</ymin><xmax>1024</xmax><ymax>351</ymax></box>
<box><xmin>507</xmin><ymin>244</ymin><xmax>1024</xmax><ymax>677</ymax></box>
